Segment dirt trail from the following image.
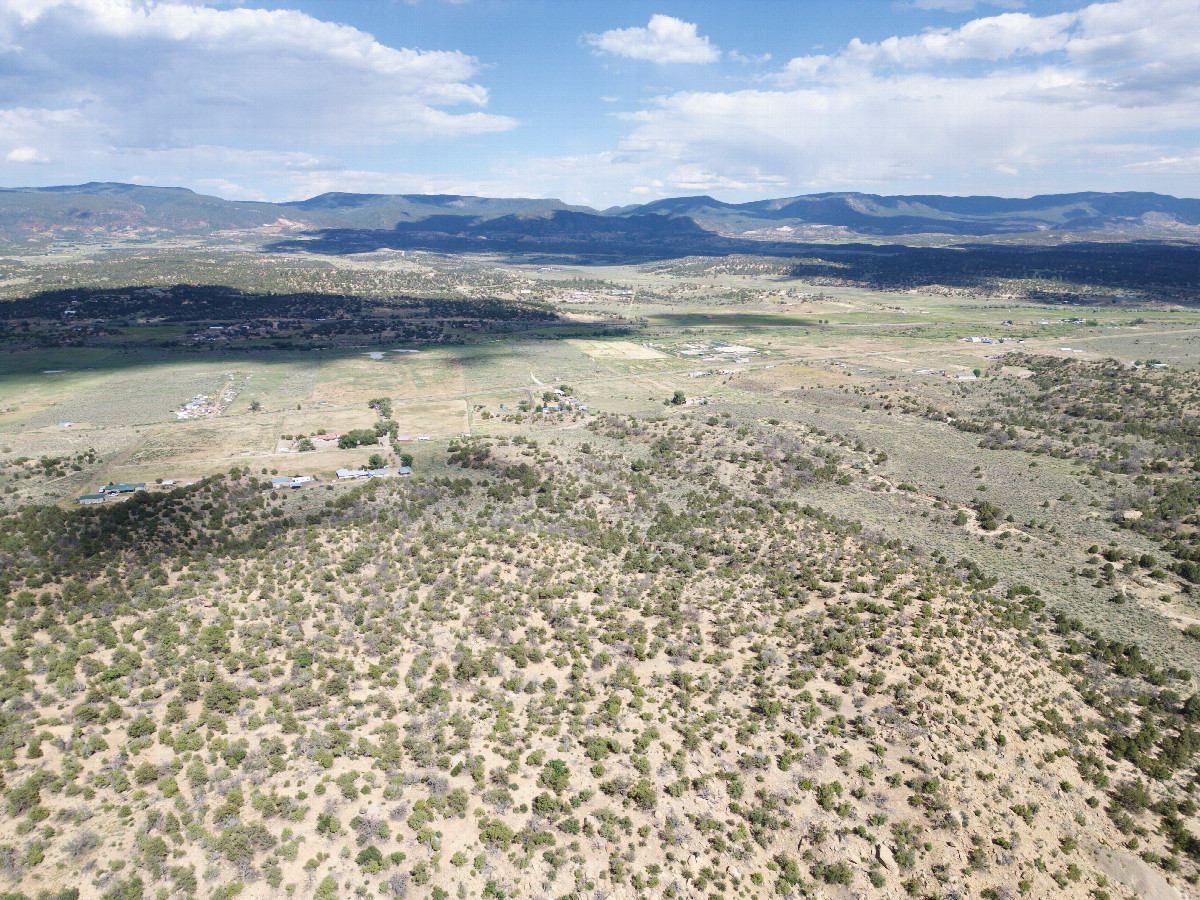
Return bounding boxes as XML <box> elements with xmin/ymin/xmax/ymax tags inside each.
<box><xmin>88</xmin><ymin>427</ymin><xmax>161</xmax><ymax>492</ymax></box>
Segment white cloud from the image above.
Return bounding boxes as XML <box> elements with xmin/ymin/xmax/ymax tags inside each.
<box><xmin>584</xmin><ymin>15</ymin><xmax>720</xmax><ymax>64</ymax></box>
<box><xmin>0</xmin><ymin>0</ymin><xmax>515</xmax><ymax>188</ymax></box>
<box><xmin>1124</xmin><ymin>152</ymin><xmax>1200</xmax><ymax>175</ymax></box>
<box><xmin>538</xmin><ymin>0</ymin><xmax>1200</xmax><ymax>202</ymax></box>
<box><xmin>779</xmin><ymin>0</ymin><xmax>1200</xmax><ymax>89</ymax></box>
<box><xmin>728</xmin><ymin>50</ymin><xmax>771</xmax><ymax>65</ymax></box>
<box><xmin>779</xmin><ymin>11</ymin><xmax>1075</xmax><ymax>80</ymax></box>
<box><xmin>5</xmin><ymin>145</ymin><xmax>48</xmax><ymax>163</ymax></box>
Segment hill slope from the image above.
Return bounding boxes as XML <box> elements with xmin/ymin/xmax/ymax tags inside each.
<box><xmin>0</xmin><ymin>424</ymin><xmax>1198</xmax><ymax>900</ymax></box>
<box><xmin>2</xmin><ymin>182</ymin><xmax>1199</xmax><ymax>246</ymax></box>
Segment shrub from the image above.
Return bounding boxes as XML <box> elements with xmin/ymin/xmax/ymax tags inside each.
<box><xmin>480</xmin><ymin>819</ymin><xmax>515</xmax><ymax>850</ymax></box>
<box><xmin>356</xmin><ymin>845</ymin><xmax>384</xmax><ymax>871</ymax></box>
<box><xmin>628</xmin><ymin>779</ymin><xmax>656</xmax><ymax>810</ymax></box>
<box><xmin>538</xmin><ymin>760</ymin><xmax>570</xmax><ymax>795</ymax></box>
<box><xmin>101</xmin><ymin>876</ymin><xmax>145</xmax><ymax>900</ymax></box>
<box><xmin>127</xmin><ymin>714</ymin><xmax>155</xmax><ymax>739</ymax></box>
<box><xmin>203</xmin><ymin>680</ymin><xmax>241</xmax><ymax>715</ymax></box>
<box><xmin>315</xmin><ymin>875</ymin><xmax>338</xmax><ymax>900</ymax></box>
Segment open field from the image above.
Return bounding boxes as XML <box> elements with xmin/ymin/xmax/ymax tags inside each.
<box><xmin>564</xmin><ymin>339</ymin><xmax>668</xmax><ymax>360</ymax></box>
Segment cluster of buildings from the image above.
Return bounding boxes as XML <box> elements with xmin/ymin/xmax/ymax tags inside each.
<box><xmin>308</xmin><ymin>432</ymin><xmax>348</xmax><ymax>447</ymax></box>
<box><xmin>685</xmin><ymin>366</ymin><xmax>747</xmax><ymax>378</ymax></box>
<box><xmin>268</xmin><ymin>475</ymin><xmax>314</xmax><ymax>490</ymax></box>
<box><xmin>80</xmin><ymin>473</ymin><xmax>321</xmax><ymax>504</ymax></box>
<box><xmin>175</xmin><ymin>375</ymin><xmax>241</xmax><ymax>419</ymax></box>
<box><xmin>336</xmin><ymin>465</ymin><xmax>411</xmax><ymax>479</ymax></box>
<box><xmin>912</xmin><ymin>366</ymin><xmax>977</xmax><ymax>380</ymax></box>
<box><xmin>78</xmin><ymin>481</ymin><xmax>146</xmax><ymax>504</ymax></box>
<box><xmin>175</xmin><ymin>393</ymin><xmax>218</xmax><ymax>419</ymax></box>
<box><xmin>541</xmin><ymin>388</ymin><xmax>587</xmax><ymax>414</ymax></box>
<box><xmin>962</xmin><ymin>335</ymin><xmax>1026</xmax><ymax>346</ymax></box>
<box><xmin>678</xmin><ymin>341</ymin><xmax>758</xmax><ymax>362</ymax></box>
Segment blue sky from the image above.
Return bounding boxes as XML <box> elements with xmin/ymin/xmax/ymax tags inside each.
<box><xmin>0</xmin><ymin>0</ymin><xmax>1197</xmax><ymax>204</ymax></box>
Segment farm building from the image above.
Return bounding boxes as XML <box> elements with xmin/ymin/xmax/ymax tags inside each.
<box><xmin>78</xmin><ymin>494</ymin><xmax>106</xmax><ymax>505</ymax></box>
<box><xmin>310</xmin><ymin>432</ymin><xmax>349</xmax><ymax>445</ymax></box>
<box><xmin>101</xmin><ymin>482</ymin><xmax>145</xmax><ymax>495</ymax></box>
<box><xmin>336</xmin><ymin>466</ymin><xmax>390</xmax><ymax>479</ymax></box>
<box><xmin>270</xmin><ymin>475</ymin><xmax>314</xmax><ymax>489</ymax></box>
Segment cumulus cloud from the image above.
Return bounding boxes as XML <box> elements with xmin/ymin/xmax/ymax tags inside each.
<box><xmin>517</xmin><ymin>0</ymin><xmax>1200</xmax><ymax>203</ymax></box>
<box><xmin>5</xmin><ymin>146</ymin><xmax>49</xmax><ymax>163</ymax></box>
<box><xmin>779</xmin><ymin>0</ymin><xmax>1199</xmax><ymax>84</ymax></box>
<box><xmin>778</xmin><ymin>11</ymin><xmax>1074</xmax><ymax>80</ymax></box>
<box><xmin>0</xmin><ymin>0</ymin><xmax>515</xmax><ymax>191</ymax></box>
<box><xmin>584</xmin><ymin>15</ymin><xmax>720</xmax><ymax>64</ymax></box>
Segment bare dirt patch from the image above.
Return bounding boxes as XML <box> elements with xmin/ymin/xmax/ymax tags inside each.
<box><xmin>566</xmin><ymin>338</ymin><xmax>668</xmax><ymax>360</ymax></box>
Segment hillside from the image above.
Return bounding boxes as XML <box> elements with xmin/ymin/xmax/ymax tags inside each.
<box><xmin>0</xmin><ymin>424</ymin><xmax>1197</xmax><ymax>900</ymax></box>
<box><xmin>635</xmin><ymin>192</ymin><xmax>1200</xmax><ymax>236</ymax></box>
<box><xmin>2</xmin><ymin>183</ymin><xmax>1199</xmax><ymax>249</ymax></box>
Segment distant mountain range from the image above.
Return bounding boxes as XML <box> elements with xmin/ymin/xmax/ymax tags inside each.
<box><xmin>2</xmin><ymin>182</ymin><xmax>1199</xmax><ymax>250</ymax></box>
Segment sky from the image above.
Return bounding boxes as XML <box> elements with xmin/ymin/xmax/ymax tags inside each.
<box><xmin>0</xmin><ymin>0</ymin><xmax>1198</xmax><ymax>206</ymax></box>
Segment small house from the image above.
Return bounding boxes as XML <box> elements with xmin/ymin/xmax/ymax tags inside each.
<box><xmin>101</xmin><ymin>482</ymin><xmax>145</xmax><ymax>495</ymax></box>
<box><xmin>336</xmin><ymin>466</ymin><xmax>390</xmax><ymax>480</ymax></box>
<box><xmin>78</xmin><ymin>494</ymin><xmax>106</xmax><ymax>505</ymax></box>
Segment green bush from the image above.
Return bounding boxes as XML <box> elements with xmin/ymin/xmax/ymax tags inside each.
<box><xmin>127</xmin><ymin>714</ymin><xmax>155</xmax><ymax>739</ymax></box>
<box><xmin>355</xmin><ymin>845</ymin><xmax>384</xmax><ymax>871</ymax></box>
<box><xmin>538</xmin><ymin>759</ymin><xmax>570</xmax><ymax>795</ymax></box>
<box><xmin>203</xmin><ymin>680</ymin><xmax>241</xmax><ymax>715</ymax></box>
